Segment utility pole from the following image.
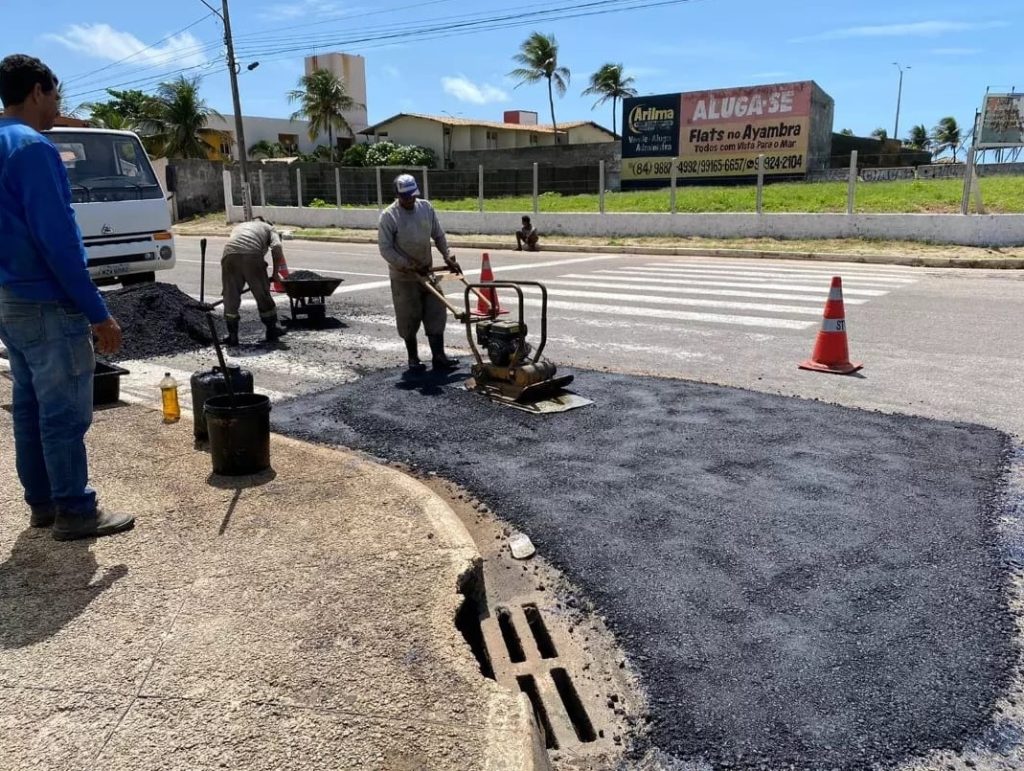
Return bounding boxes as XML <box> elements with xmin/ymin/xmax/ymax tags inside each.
<box><xmin>202</xmin><ymin>0</ymin><xmax>253</xmax><ymax>220</ymax></box>
<box><xmin>892</xmin><ymin>62</ymin><xmax>910</xmax><ymax>142</ymax></box>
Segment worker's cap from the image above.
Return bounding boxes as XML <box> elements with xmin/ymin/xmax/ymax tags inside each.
<box><xmin>395</xmin><ymin>174</ymin><xmax>420</xmax><ymax>198</ymax></box>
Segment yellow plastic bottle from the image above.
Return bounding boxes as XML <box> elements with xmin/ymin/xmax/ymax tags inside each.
<box><xmin>159</xmin><ymin>372</ymin><xmax>181</xmax><ymax>424</ymax></box>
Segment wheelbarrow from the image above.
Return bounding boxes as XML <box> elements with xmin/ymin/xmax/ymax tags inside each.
<box><xmin>279</xmin><ymin>277</ymin><xmax>344</xmax><ymax>327</ymax></box>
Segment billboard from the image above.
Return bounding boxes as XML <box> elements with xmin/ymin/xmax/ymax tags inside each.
<box><xmin>622</xmin><ymin>81</ymin><xmax>817</xmax><ymax>184</ymax></box>
<box><xmin>977</xmin><ymin>93</ymin><xmax>1024</xmax><ymax>149</ymax></box>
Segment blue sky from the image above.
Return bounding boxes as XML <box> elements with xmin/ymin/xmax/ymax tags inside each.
<box><xmin>12</xmin><ymin>0</ymin><xmax>1021</xmax><ymax>145</ymax></box>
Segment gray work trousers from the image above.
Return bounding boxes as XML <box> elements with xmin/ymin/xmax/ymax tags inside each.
<box><xmin>390</xmin><ymin>278</ymin><xmax>446</xmax><ymax>340</ymax></box>
<box><xmin>221</xmin><ymin>251</ymin><xmax>277</xmax><ymax>322</ymax></box>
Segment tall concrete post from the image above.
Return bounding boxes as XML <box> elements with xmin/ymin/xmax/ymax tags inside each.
<box><xmin>478</xmin><ymin>165</ymin><xmax>484</xmax><ymax>213</ymax></box>
<box><xmin>847</xmin><ymin>150</ymin><xmax>858</xmax><ymax>215</ymax></box>
<box><xmin>335</xmin><ymin>167</ymin><xmax>341</xmax><ymax>209</ymax></box>
<box><xmin>670</xmin><ymin>159</ymin><xmax>678</xmax><ymax>214</ymax></box>
<box><xmin>532</xmin><ymin>162</ymin><xmax>539</xmax><ymax>215</ymax></box>
<box><xmin>599</xmin><ymin>160</ymin><xmax>606</xmax><ymax>214</ymax></box>
<box><xmin>296</xmin><ymin>168</ymin><xmax>302</xmax><ymax>208</ymax></box>
<box><xmin>755</xmin><ymin>155</ymin><xmax>765</xmax><ymax>214</ymax></box>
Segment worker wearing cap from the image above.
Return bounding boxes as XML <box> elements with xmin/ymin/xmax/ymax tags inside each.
<box><xmin>377</xmin><ymin>173</ymin><xmax>460</xmax><ymax>371</ymax></box>
<box><xmin>220</xmin><ymin>216</ymin><xmax>285</xmax><ymax>346</ymax></box>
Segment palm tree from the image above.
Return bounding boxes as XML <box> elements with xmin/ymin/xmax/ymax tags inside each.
<box><xmin>932</xmin><ymin>116</ymin><xmax>961</xmax><ymax>161</ymax></box>
<box><xmin>249</xmin><ymin>140</ymin><xmax>290</xmax><ymax>159</ymax></box>
<box><xmin>870</xmin><ymin>127</ymin><xmax>888</xmax><ymax>141</ymax></box>
<box><xmin>509</xmin><ymin>32</ymin><xmax>571</xmax><ymax>142</ymax></box>
<box><xmin>581</xmin><ymin>63</ymin><xmax>637</xmax><ymax>137</ymax></box>
<box><xmin>144</xmin><ymin>76</ymin><xmax>221</xmax><ymax>159</ymax></box>
<box><xmin>288</xmin><ymin>69</ymin><xmax>360</xmax><ymax>163</ymax></box>
<box><xmin>906</xmin><ymin>124</ymin><xmax>930</xmax><ymax>151</ymax></box>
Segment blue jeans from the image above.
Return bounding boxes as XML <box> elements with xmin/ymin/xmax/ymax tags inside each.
<box><xmin>0</xmin><ymin>289</ymin><xmax>97</xmax><ymax>515</ymax></box>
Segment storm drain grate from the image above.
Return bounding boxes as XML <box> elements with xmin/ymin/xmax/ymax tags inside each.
<box><xmin>551</xmin><ymin>668</ymin><xmax>597</xmax><ymax>743</ymax></box>
<box><xmin>523</xmin><ymin>603</ymin><xmax>558</xmax><ymax>659</ymax></box>
<box><xmin>518</xmin><ymin>674</ymin><xmax>559</xmax><ymax>750</ymax></box>
<box><xmin>497</xmin><ymin>606</ymin><xmax>527</xmax><ymax>663</ymax></box>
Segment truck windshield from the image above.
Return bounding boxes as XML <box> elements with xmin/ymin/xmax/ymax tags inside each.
<box><xmin>47</xmin><ymin>132</ymin><xmax>163</xmax><ymax>204</ymax></box>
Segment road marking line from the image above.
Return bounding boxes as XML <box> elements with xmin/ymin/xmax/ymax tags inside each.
<box><xmin>672</xmin><ymin>257</ymin><xmax>922</xmax><ymax>275</ymax></box>
<box><xmin>589</xmin><ymin>270</ymin><xmax>884</xmax><ymax>294</ymax></box>
<box><xmin>520</xmin><ymin>298</ymin><xmax>815</xmax><ymax>330</ymax></box>
<box><xmin>588</xmin><ymin>271</ymin><xmax>890</xmax><ymax>296</ymax></box>
<box><xmin>614</xmin><ymin>267</ymin><xmax>910</xmax><ymax>287</ymax></box>
<box><xmin>333</xmin><ymin>254</ymin><xmax>623</xmax><ymax>293</ymax></box>
<box><xmin>519</xmin><ymin>286</ymin><xmax>823</xmax><ymax>315</ymax></box>
<box><xmin>635</xmin><ymin>265</ymin><xmax>917</xmax><ymax>284</ymax></box>
<box><xmin>643</xmin><ymin>261</ymin><xmax>919</xmax><ymax>280</ymax></box>
<box><xmin>551</xmin><ymin>277</ymin><xmax>869</xmax><ymax>304</ymax></box>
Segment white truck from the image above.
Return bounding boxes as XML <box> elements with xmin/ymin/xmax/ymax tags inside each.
<box><xmin>45</xmin><ymin>127</ymin><xmax>176</xmax><ymax>287</ymax></box>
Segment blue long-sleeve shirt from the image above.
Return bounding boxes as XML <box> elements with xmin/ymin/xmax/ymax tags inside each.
<box><xmin>0</xmin><ymin>118</ymin><xmax>108</xmax><ymax>324</ymax></box>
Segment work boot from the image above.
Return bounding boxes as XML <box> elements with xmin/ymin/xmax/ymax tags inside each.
<box><xmin>404</xmin><ymin>337</ymin><xmax>426</xmax><ymax>372</ymax></box>
<box><xmin>263</xmin><ymin>317</ymin><xmax>285</xmax><ymax>343</ymax></box>
<box><xmin>428</xmin><ymin>334</ymin><xmax>460</xmax><ymax>370</ymax></box>
<box><xmin>30</xmin><ymin>503</ymin><xmax>56</xmax><ymax>528</ymax></box>
<box><xmin>223</xmin><ymin>318</ymin><xmax>240</xmax><ymax>347</ymax></box>
<box><xmin>53</xmin><ymin>508</ymin><xmax>135</xmax><ymax>542</ymax></box>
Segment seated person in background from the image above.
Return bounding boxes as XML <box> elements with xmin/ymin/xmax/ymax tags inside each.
<box><xmin>515</xmin><ymin>215</ymin><xmax>540</xmax><ymax>251</ymax></box>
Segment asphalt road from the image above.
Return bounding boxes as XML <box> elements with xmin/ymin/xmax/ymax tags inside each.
<box><xmin>165</xmin><ymin>236</ymin><xmax>1024</xmax><ymax>436</ymax></box>
<box><xmin>130</xmin><ymin>237</ymin><xmax>1024</xmax><ymax>769</ymax></box>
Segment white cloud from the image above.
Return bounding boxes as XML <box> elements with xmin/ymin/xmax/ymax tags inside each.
<box><xmin>930</xmin><ymin>47</ymin><xmax>982</xmax><ymax>55</ymax></box>
<box><xmin>261</xmin><ymin>0</ymin><xmax>348</xmax><ymax>20</ymax></box>
<box><xmin>48</xmin><ymin>24</ymin><xmax>207</xmax><ymax>68</ymax></box>
<box><xmin>441</xmin><ymin>75</ymin><xmax>508</xmax><ymax>105</ymax></box>
<box><xmin>791</xmin><ymin>19</ymin><xmax>1008</xmax><ymax>43</ymax></box>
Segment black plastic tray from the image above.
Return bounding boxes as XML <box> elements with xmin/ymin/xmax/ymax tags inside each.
<box><xmin>94</xmin><ymin>361</ymin><xmax>129</xmax><ymax>406</ymax></box>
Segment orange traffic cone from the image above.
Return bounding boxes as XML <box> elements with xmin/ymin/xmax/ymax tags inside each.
<box><xmin>476</xmin><ymin>252</ymin><xmax>506</xmax><ymax>317</ymax></box>
<box><xmin>799</xmin><ymin>276</ymin><xmax>862</xmax><ymax>375</ymax></box>
<box><xmin>271</xmin><ymin>256</ymin><xmax>291</xmax><ymax>293</ymax></box>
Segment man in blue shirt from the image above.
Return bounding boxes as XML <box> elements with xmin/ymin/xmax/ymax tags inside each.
<box><xmin>0</xmin><ymin>54</ymin><xmax>134</xmax><ymax>540</ymax></box>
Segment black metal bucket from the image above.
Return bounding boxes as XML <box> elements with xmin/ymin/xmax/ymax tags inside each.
<box><xmin>204</xmin><ymin>393</ymin><xmax>271</xmax><ymax>476</ymax></box>
<box><xmin>191</xmin><ymin>365</ymin><xmax>254</xmax><ymax>440</ymax></box>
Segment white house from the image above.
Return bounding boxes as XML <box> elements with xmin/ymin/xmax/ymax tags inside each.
<box><xmin>360</xmin><ymin>112</ymin><xmax>615</xmax><ymax>168</ymax></box>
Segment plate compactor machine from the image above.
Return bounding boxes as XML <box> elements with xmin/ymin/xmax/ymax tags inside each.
<box><xmin>419</xmin><ymin>262</ymin><xmax>590</xmax><ymax>414</ymax></box>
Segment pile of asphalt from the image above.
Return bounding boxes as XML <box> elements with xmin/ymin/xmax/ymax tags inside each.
<box><xmin>104</xmin><ymin>283</ymin><xmax>213</xmax><ymax>360</ymax></box>
<box><xmin>285</xmin><ymin>269</ymin><xmax>325</xmax><ymax>281</ymax></box>
<box><xmin>273</xmin><ymin>369</ymin><xmax>1016</xmax><ymax>771</ymax></box>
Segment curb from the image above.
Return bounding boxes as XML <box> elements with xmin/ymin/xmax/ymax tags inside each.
<box><xmin>175</xmin><ymin>229</ymin><xmax>1024</xmax><ymax>269</ymax></box>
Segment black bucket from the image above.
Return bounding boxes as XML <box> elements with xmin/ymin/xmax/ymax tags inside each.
<box><xmin>204</xmin><ymin>393</ymin><xmax>271</xmax><ymax>476</ymax></box>
<box><xmin>191</xmin><ymin>365</ymin><xmax>254</xmax><ymax>440</ymax></box>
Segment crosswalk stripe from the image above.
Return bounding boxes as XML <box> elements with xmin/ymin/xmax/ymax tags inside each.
<box><xmin>519</xmin><ymin>286</ymin><xmax>822</xmax><ymax>315</ymax></box>
<box><xmin>520</xmin><ymin>298</ymin><xmax>815</xmax><ymax>330</ymax></box>
<box><xmin>548</xmin><ymin>277</ymin><xmax>869</xmax><ymax>304</ymax></box>
<box><xmin>668</xmin><ymin>258</ymin><xmax>920</xmax><ymax>276</ymax></box>
<box><xmin>643</xmin><ymin>261</ymin><xmax>918</xmax><ymax>281</ymax></box>
<box><xmin>588</xmin><ymin>271</ymin><xmax>889</xmax><ymax>296</ymax></box>
<box><xmin>631</xmin><ymin>265</ymin><xmax>916</xmax><ymax>284</ymax></box>
<box><xmin>611</xmin><ymin>267</ymin><xmax>909</xmax><ymax>287</ymax></box>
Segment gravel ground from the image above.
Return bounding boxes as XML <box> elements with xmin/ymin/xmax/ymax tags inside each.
<box><xmin>104</xmin><ymin>283</ymin><xmax>212</xmax><ymax>361</ymax></box>
<box><xmin>273</xmin><ymin>369</ymin><xmax>1017</xmax><ymax>771</ymax></box>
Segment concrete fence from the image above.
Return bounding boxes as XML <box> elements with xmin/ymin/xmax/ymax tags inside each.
<box><xmin>224</xmin><ymin>191</ymin><xmax>1024</xmax><ymax>249</ymax></box>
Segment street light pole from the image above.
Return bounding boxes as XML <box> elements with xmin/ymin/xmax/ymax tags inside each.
<box><xmin>892</xmin><ymin>62</ymin><xmax>910</xmax><ymax>142</ymax></box>
<box><xmin>201</xmin><ymin>0</ymin><xmax>253</xmax><ymax>220</ymax></box>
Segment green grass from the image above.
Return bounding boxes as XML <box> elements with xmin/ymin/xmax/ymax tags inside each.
<box><xmin>429</xmin><ymin>177</ymin><xmax>1024</xmax><ymax>215</ymax></box>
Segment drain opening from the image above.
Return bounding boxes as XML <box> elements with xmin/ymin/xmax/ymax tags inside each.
<box><xmin>497</xmin><ymin>606</ymin><xmax>527</xmax><ymax>663</ymax></box>
<box><xmin>522</xmin><ymin>603</ymin><xmax>558</xmax><ymax>659</ymax></box>
<box><xmin>517</xmin><ymin>675</ymin><xmax>559</xmax><ymax>750</ymax></box>
<box><xmin>455</xmin><ymin>570</ymin><xmax>495</xmax><ymax>680</ymax></box>
<box><xmin>551</xmin><ymin>668</ymin><xmax>597</xmax><ymax>743</ymax></box>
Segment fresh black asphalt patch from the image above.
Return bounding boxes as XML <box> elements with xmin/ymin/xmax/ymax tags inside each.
<box><xmin>272</xmin><ymin>369</ymin><xmax>1017</xmax><ymax>771</ymax></box>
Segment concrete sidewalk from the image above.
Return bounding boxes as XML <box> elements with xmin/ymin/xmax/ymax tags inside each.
<box><xmin>0</xmin><ymin>379</ymin><xmax>545</xmax><ymax>771</ymax></box>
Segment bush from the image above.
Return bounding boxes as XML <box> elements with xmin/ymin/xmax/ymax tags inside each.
<box><xmin>362</xmin><ymin>141</ymin><xmax>437</xmax><ymax>169</ymax></box>
<box><xmin>308</xmin><ymin>198</ymin><xmax>333</xmax><ymax>208</ymax></box>
<box><xmin>364</xmin><ymin>141</ymin><xmax>397</xmax><ymax>167</ymax></box>
<box><xmin>340</xmin><ymin>143</ymin><xmax>369</xmax><ymax>167</ymax></box>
